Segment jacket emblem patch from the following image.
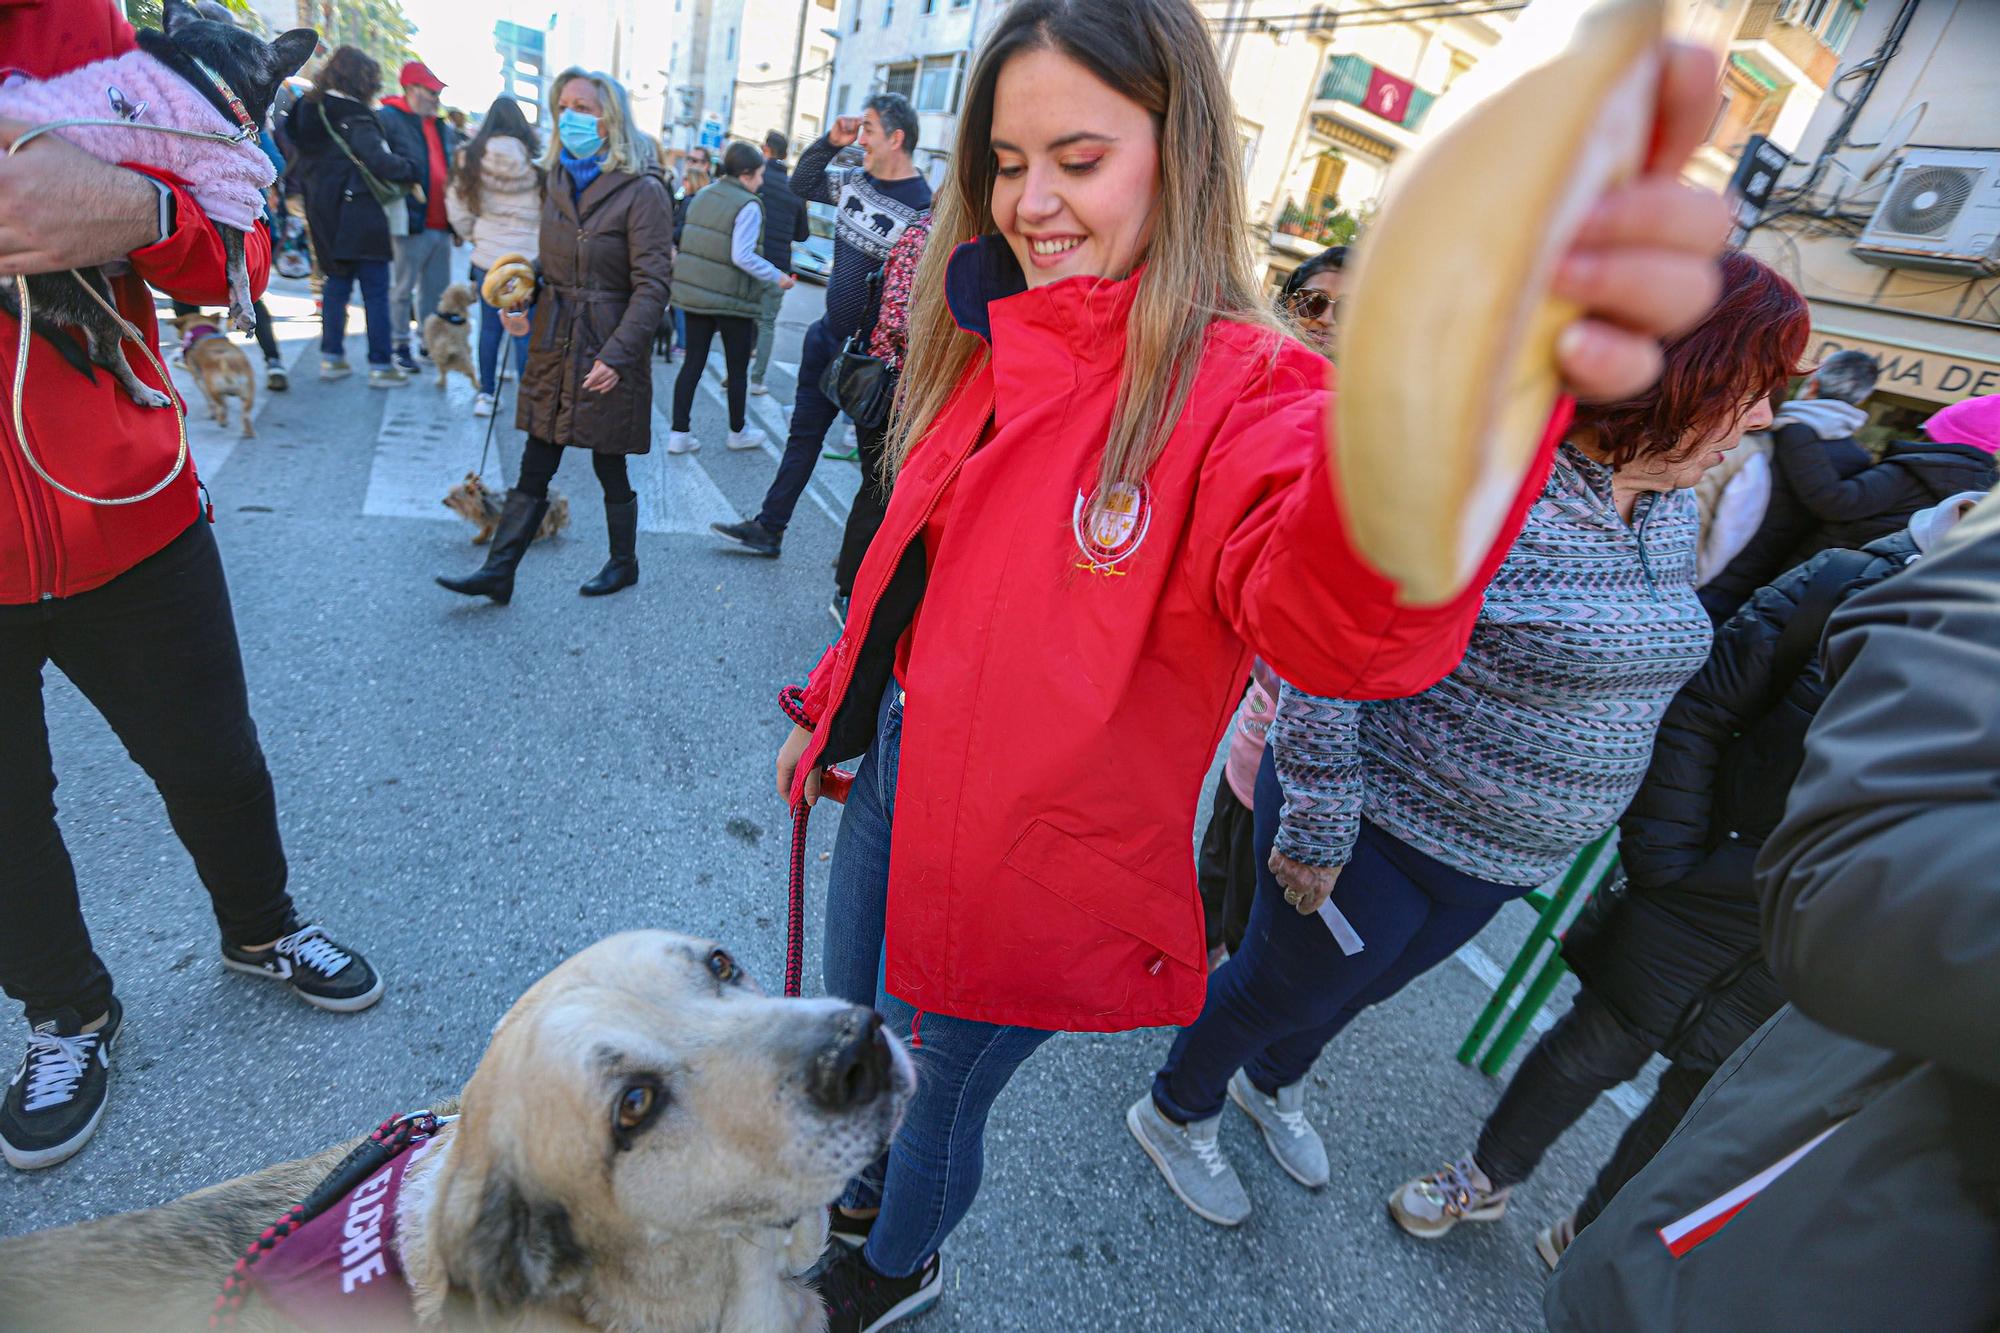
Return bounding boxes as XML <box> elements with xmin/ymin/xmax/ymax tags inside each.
<box><xmin>1072</xmin><ymin>482</ymin><xmax>1151</xmax><ymax>576</ymax></box>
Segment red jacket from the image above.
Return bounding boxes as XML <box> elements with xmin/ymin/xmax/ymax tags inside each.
<box><xmin>794</xmin><ymin>237</ymin><xmax>1567</xmax><ymax>1033</ymax></box>
<box><xmin>0</xmin><ymin>0</ymin><xmax>270</xmax><ymax>604</ymax></box>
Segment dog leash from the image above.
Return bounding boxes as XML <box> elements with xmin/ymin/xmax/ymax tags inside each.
<box><xmin>5</xmin><ymin>113</ymin><xmax>258</xmax><ymax>507</ymax></box>
<box><xmin>474</xmin><ymin>335</ymin><xmax>510</xmax><ymax>483</ymax></box>
<box><xmin>777</xmin><ymin>685</ymin><xmax>854</xmax><ymax>997</ymax></box>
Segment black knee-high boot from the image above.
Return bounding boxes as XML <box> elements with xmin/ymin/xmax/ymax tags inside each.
<box><xmin>580</xmin><ymin>498</ymin><xmax>639</xmax><ymax>597</ymax></box>
<box><xmin>436</xmin><ymin>489</ymin><xmax>546</xmax><ymax>604</ymax></box>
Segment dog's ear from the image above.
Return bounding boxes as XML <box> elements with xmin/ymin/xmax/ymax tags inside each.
<box><xmin>440</xmin><ymin>1170</ymin><xmax>586</xmax><ymax>1310</ymax></box>
<box><xmin>268</xmin><ymin>29</ymin><xmax>319</xmax><ymax>81</ymax></box>
<box><xmin>159</xmin><ymin>0</ymin><xmax>201</xmax><ymax>34</ymax></box>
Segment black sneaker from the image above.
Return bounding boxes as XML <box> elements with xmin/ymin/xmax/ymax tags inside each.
<box><xmin>827</xmin><ymin>1203</ymin><xmax>876</xmax><ymax>1248</ymax></box>
<box><xmin>830</xmin><ymin>593</ymin><xmax>850</xmax><ymax>628</ymax></box>
<box><xmin>392</xmin><ymin>347</ymin><xmax>419</xmax><ymax>373</ymax></box>
<box><xmin>222</xmin><ymin>925</ymin><xmax>384</xmax><ymax>1012</ymax></box>
<box><xmin>711</xmin><ymin>519</ymin><xmax>783</xmax><ymax>557</ymax></box>
<box><xmin>816</xmin><ymin>1244</ymin><xmax>941</xmax><ymax>1333</ymax></box>
<box><xmin>266</xmin><ymin>360</ymin><xmax>289</xmax><ymax>391</ymax></box>
<box><xmin>2</xmin><ymin>998</ymin><xmax>123</xmax><ymax>1171</ymax></box>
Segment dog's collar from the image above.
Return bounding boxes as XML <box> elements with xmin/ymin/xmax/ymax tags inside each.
<box><xmin>215</xmin><ymin>1112</ymin><xmax>450</xmax><ymax>1328</ymax></box>
<box><xmin>190</xmin><ymin>57</ymin><xmax>258</xmax><ymax>142</ymax></box>
<box><xmin>437</xmin><ymin>312</ymin><xmax>468</xmax><ymax>326</ymax></box>
<box><xmin>180</xmin><ymin>322</ymin><xmax>226</xmax><ymax>352</ymax></box>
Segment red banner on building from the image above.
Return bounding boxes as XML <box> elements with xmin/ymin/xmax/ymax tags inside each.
<box><xmin>1362</xmin><ymin>65</ymin><xmax>1416</xmax><ymax>125</ymax></box>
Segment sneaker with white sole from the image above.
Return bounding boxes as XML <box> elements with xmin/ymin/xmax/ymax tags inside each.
<box><xmin>473</xmin><ymin>391</ymin><xmax>495</xmax><ymax>418</ymax></box>
<box><xmin>320</xmin><ymin>357</ymin><xmax>352</xmax><ymax>380</ymax></box>
<box><xmin>221</xmin><ymin>924</ymin><xmax>384</xmax><ymax>1012</ymax></box>
<box><xmin>667</xmin><ymin>430</ymin><xmax>698</xmax><ymax>455</ymax></box>
<box><xmin>1228</xmin><ymin>1069</ymin><xmax>1329</xmax><ymax>1188</ymax></box>
<box><xmin>1</xmin><ymin>998</ymin><xmax>123</xmax><ymax>1171</ymax></box>
<box><xmin>749</xmin><ymin>379</ymin><xmax>770</xmax><ymax>397</ymax></box>
<box><xmin>1535</xmin><ymin>1211</ymin><xmax>1577</xmax><ymax>1270</ymax></box>
<box><xmin>1126</xmin><ymin>1094</ymin><xmax>1251</xmax><ymax>1226</ymax></box>
<box><xmin>816</xmin><ymin>1242</ymin><xmax>941</xmax><ymax>1333</ymax></box>
<box><xmin>369</xmin><ymin>366</ymin><xmax>411</xmax><ymax>388</ymax></box>
<box><xmin>726</xmin><ymin>427</ymin><xmax>768</xmax><ymax>451</ymax></box>
<box><xmin>1388</xmin><ymin>1156</ymin><xmax>1511</xmax><ymax>1239</ymax></box>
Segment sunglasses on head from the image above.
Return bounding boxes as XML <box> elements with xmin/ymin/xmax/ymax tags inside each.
<box><xmin>1285</xmin><ymin>289</ymin><xmax>1341</xmax><ymax>322</ymax></box>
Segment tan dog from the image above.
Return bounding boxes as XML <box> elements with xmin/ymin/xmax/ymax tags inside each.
<box><xmin>0</xmin><ymin>932</ymin><xmax>914</xmax><ymax>1332</ymax></box>
<box><xmin>443</xmin><ymin>472</ymin><xmax>571</xmax><ymax>545</ymax></box>
<box><xmin>423</xmin><ymin>283</ymin><xmax>480</xmax><ymax>392</ymax></box>
<box><xmin>173</xmin><ymin>310</ymin><xmax>256</xmax><ymax>437</ymax></box>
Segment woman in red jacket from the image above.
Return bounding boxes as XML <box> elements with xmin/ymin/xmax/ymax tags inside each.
<box><xmin>785</xmin><ymin>0</ymin><xmax>1731</xmax><ymax>1326</ymax></box>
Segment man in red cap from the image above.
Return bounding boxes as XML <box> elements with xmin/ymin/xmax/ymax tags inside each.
<box><xmin>377</xmin><ymin>58</ymin><xmax>460</xmax><ymax>373</ymax></box>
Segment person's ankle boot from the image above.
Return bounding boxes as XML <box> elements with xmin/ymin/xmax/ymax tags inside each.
<box><xmin>436</xmin><ymin>489</ymin><xmax>545</xmax><ymax>604</ymax></box>
<box><xmin>580</xmin><ymin>498</ymin><xmax>640</xmax><ymax>597</ymax></box>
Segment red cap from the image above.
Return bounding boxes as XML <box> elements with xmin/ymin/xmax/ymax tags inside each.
<box><xmin>399</xmin><ymin>60</ymin><xmax>446</xmax><ymax>93</ymax></box>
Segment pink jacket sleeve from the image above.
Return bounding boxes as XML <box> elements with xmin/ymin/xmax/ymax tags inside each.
<box><xmin>1194</xmin><ymin>342</ymin><xmax>1566</xmax><ymax>701</ymax></box>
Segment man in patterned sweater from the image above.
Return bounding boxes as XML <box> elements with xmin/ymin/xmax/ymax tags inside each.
<box><xmin>712</xmin><ymin>93</ymin><xmax>931</xmax><ymax>558</ymax></box>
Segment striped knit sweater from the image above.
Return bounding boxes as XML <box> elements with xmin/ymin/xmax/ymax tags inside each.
<box><xmin>1272</xmin><ymin>443</ymin><xmax>1714</xmax><ymax>887</ymax></box>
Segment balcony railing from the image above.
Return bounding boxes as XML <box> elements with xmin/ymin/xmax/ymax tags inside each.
<box><xmin>1273</xmin><ymin>190</ymin><xmax>1362</xmax><ymax>248</ymax></box>
<box><xmin>1316</xmin><ymin>53</ymin><xmax>1437</xmax><ymax>131</ymax></box>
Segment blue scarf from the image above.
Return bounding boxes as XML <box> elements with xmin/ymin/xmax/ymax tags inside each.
<box><xmin>560</xmin><ymin>146</ymin><xmax>605</xmax><ymax>201</ymax></box>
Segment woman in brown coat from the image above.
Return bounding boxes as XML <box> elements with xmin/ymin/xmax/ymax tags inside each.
<box><xmin>436</xmin><ymin>68</ymin><xmax>674</xmax><ymax>602</ymax></box>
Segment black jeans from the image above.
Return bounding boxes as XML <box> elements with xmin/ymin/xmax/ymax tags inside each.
<box><xmin>0</xmin><ymin>520</ymin><xmax>295</xmax><ymax>1025</ymax></box>
<box><xmin>1474</xmin><ymin>987</ymin><xmax>1713</xmax><ymax>1229</ymax></box>
<box><xmin>517</xmin><ymin>436</ymin><xmax>634</xmax><ymax>504</ymax></box>
<box><xmin>833</xmin><ymin>417</ymin><xmax>891</xmax><ymax>598</ymax></box>
<box><xmin>754</xmin><ymin>318</ymin><xmax>840</xmax><ymax>533</ymax></box>
<box><xmin>673</xmin><ymin>312</ymin><xmax>756</xmax><ymax>434</ymax></box>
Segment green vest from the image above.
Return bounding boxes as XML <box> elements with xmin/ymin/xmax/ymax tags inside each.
<box><xmin>671</xmin><ymin>177</ymin><xmax>765</xmax><ymax>319</ymax></box>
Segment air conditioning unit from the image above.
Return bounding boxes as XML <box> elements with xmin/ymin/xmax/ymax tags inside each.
<box><xmin>1852</xmin><ymin>149</ymin><xmax>2000</xmax><ymax>276</ymax></box>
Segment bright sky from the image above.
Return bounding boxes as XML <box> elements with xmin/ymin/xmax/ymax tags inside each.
<box><xmin>398</xmin><ymin>0</ymin><xmax>553</xmax><ymax>114</ymax></box>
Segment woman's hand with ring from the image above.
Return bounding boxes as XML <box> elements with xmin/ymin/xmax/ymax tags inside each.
<box><xmin>582</xmin><ymin>360</ymin><xmax>620</xmax><ymax>394</ymax></box>
<box><xmin>1269</xmin><ymin>848</ymin><xmax>1341</xmax><ymax>916</ymax></box>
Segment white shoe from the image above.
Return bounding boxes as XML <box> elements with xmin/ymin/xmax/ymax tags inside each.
<box><xmin>667</xmin><ymin>430</ymin><xmax>698</xmax><ymax>455</ymax></box>
<box><xmin>473</xmin><ymin>392</ymin><xmax>495</xmax><ymax>418</ymax></box>
<box><xmin>726</xmin><ymin>427</ymin><xmax>768</xmax><ymax>451</ymax></box>
<box><xmin>749</xmin><ymin>380</ymin><xmax>770</xmax><ymax>397</ymax></box>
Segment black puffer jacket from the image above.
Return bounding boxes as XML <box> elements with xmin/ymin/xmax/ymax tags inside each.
<box><xmin>1781</xmin><ymin>433</ymin><xmax>1995</xmax><ymax>554</ymax></box>
<box><xmin>1564</xmin><ymin>530</ymin><xmax>1918</xmax><ymax>1068</ymax></box>
<box><xmin>286</xmin><ymin>93</ymin><xmax>419</xmax><ymax>272</ymax></box>
<box><xmin>757</xmin><ymin>158</ymin><xmax>811</xmax><ymax>274</ymax></box>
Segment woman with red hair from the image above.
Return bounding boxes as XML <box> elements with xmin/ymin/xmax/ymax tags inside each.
<box><xmin>1131</xmin><ymin>252</ymin><xmax>1809</xmax><ymax>1231</ymax></box>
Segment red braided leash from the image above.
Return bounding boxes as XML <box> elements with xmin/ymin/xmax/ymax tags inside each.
<box><xmin>778</xmin><ymin>686</ymin><xmax>853</xmax><ymax>998</ymax></box>
<box><xmin>209</xmin><ymin>1111</ymin><xmax>440</xmax><ymax>1328</ymax></box>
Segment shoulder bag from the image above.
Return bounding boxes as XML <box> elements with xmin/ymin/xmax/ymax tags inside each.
<box><xmin>819</xmin><ymin>266</ymin><xmax>895</xmax><ymax>433</ymax></box>
<box><xmin>318</xmin><ymin>100</ymin><xmax>411</xmax><ymax>238</ymax></box>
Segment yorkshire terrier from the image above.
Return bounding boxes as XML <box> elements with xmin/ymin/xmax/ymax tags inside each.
<box><xmin>422</xmin><ymin>283</ymin><xmax>480</xmax><ymax>393</ymax></box>
<box><xmin>442</xmin><ymin>472</ymin><xmax>570</xmax><ymax>545</ymax></box>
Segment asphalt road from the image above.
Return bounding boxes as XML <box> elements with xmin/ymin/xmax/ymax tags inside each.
<box><xmin>1</xmin><ymin>269</ymin><xmax>1649</xmax><ymax>1331</ymax></box>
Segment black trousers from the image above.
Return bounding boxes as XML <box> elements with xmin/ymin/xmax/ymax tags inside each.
<box><xmin>517</xmin><ymin>436</ymin><xmax>634</xmax><ymax>505</ymax></box>
<box><xmin>1473</xmin><ymin>987</ymin><xmax>1713</xmax><ymax>1229</ymax></box>
<box><xmin>0</xmin><ymin>521</ymin><xmax>295</xmax><ymax>1025</ymax></box>
<box><xmin>672</xmin><ymin>312</ymin><xmax>755</xmax><ymax>434</ymax></box>
<box><xmin>170</xmin><ymin>297</ymin><xmax>281</xmax><ymax>365</ymax></box>
<box><xmin>755</xmin><ymin>319</ymin><xmax>839</xmax><ymax>533</ymax></box>
<box><xmin>834</xmin><ymin>418</ymin><xmax>891</xmax><ymax>599</ymax></box>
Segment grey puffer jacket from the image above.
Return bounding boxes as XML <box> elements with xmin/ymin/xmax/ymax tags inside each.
<box><xmin>1546</xmin><ymin>489</ymin><xmax>2000</xmax><ymax>1332</ymax></box>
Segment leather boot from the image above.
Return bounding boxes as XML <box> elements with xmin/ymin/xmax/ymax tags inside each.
<box><xmin>580</xmin><ymin>497</ymin><xmax>639</xmax><ymax>597</ymax></box>
<box><xmin>436</xmin><ymin>489</ymin><xmax>545</xmax><ymax>604</ymax></box>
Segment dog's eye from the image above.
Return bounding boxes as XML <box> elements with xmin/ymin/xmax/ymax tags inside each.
<box><xmin>706</xmin><ymin>949</ymin><xmax>739</xmax><ymax>984</ymax></box>
<box><xmin>614</xmin><ymin>1081</ymin><xmax>661</xmax><ymax>1139</ymax></box>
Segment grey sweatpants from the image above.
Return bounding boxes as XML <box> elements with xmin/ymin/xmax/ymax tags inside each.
<box><xmin>389</xmin><ymin>227</ymin><xmax>452</xmax><ymax>352</ymax></box>
<box><xmin>751</xmin><ymin>280</ymin><xmax>786</xmax><ymax>384</ymax></box>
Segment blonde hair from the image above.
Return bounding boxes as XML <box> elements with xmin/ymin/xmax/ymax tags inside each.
<box><xmin>888</xmin><ymin>0</ymin><xmax>1277</xmax><ymax>498</ymax></box>
<box><xmin>542</xmin><ymin>68</ymin><xmax>644</xmax><ymax>178</ymax></box>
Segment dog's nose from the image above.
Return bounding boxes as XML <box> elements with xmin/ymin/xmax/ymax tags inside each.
<box><xmin>808</xmin><ymin>1010</ymin><xmax>891</xmax><ymax>1111</ymax></box>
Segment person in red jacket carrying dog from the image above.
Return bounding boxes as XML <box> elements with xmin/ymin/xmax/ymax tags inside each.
<box><xmin>781</xmin><ymin>1</ymin><xmax>1733</xmax><ymax>1327</ymax></box>
<box><xmin>0</xmin><ymin>0</ymin><xmax>383</xmax><ymax>1174</ymax></box>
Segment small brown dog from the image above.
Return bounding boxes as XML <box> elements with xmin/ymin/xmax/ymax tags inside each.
<box><xmin>442</xmin><ymin>471</ymin><xmax>570</xmax><ymax>544</ymax></box>
<box><xmin>172</xmin><ymin>310</ymin><xmax>256</xmax><ymax>437</ymax></box>
<box><xmin>422</xmin><ymin>283</ymin><xmax>480</xmax><ymax>392</ymax></box>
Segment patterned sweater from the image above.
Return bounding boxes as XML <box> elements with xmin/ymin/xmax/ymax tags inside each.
<box><xmin>791</xmin><ymin>136</ymin><xmax>931</xmax><ymax>341</ymax></box>
<box><xmin>1272</xmin><ymin>443</ymin><xmax>1714</xmax><ymax>887</ymax></box>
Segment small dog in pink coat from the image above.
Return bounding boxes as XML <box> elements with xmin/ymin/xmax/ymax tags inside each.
<box><xmin>0</xmin><ymin>1</ymin><xmax>315</xmax><ymax>407</ymax></box>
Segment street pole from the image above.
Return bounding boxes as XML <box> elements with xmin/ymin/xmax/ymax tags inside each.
<box><xmin>783</xmin><ymin>0</ymin><xmax>813</xmax><ymax>144</ymax></box>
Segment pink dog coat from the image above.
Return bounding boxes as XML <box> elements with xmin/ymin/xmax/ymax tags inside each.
<box><xmin>0</xmin><ymin>51</ymin><xmax>273</xmax><ymax>232</ymax></box>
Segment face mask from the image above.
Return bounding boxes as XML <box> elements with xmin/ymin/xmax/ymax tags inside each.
<box><xmin>558</xmin><ymin>108</ymin><xmax>603</xmax><ymax>159</ymax></box>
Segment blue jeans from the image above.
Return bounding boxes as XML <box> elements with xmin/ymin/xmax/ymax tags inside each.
<box><xmin>1152</xmin><ymin>746</ymin><xmax>1526</xmax><ymax>1121</ymax></box>
<box><xmin>824</xmin><ymin>684</ymin><xmax>1055</xmax><ymax>1278</ymax></box>
<box><xmin>754</xmin><ymin>318</ymin><xmax>840</xmax><ymax>533</ymax></box>
<box><xmin>319</xmin><ymin>260</ymin><xmax>392</xmax><ymax>367</ymax></box>
<box><xmin>467</xmin><ymin>265</ymin><xmax>531</xmax><ymax>395</ymax></box>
